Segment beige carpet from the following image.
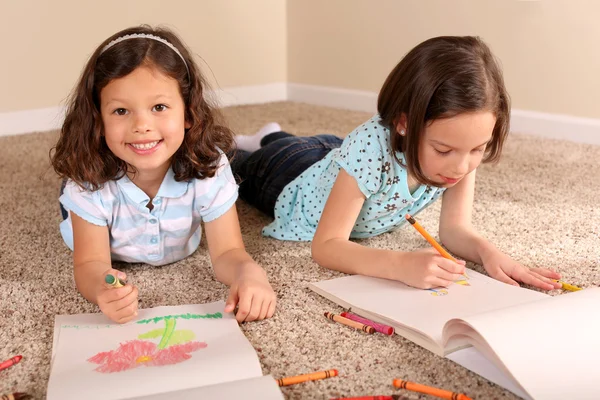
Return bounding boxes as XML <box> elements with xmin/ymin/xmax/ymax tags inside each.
<box><xmin>1</xmin><ymin>102</ymin><xmax>599</xmax><ymax>399</ymax></box>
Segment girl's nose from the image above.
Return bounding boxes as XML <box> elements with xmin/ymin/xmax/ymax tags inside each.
<box><xmin>133</xmin><ymin>113</ymin><xmax>152</xmax><ymax>133</ymax></box>
<box><xmin>454</xmin><ymin>156</ymin><xmax>470</xmax><ymax>175</ymax></box>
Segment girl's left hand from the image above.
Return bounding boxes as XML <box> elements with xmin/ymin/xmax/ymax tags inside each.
<box><xmin>482</xmin><ymin>250</ymin><xmax>562</xmax><ymax>290</ymax></box>
<box><xmin>224</xmin><ymin>266</ymin><xmax>276</xmax><ymax>322</ymax></box>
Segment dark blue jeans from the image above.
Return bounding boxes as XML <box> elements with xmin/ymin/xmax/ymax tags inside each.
<box><xmin>230</xmin><ymin>131</ymin><xmax>343</xmax><ymax>217</ymax></box>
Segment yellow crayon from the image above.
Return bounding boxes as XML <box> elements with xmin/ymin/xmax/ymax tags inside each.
<box><xmin>554</xmin><ymin>280</ymin><xmax>582</xmax><ymax>292</ymax></box>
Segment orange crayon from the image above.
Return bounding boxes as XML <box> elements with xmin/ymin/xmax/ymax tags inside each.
<box><xmin>277</xmin><ymin>369</ymin><xmax>338</xmax><ymax>386</ymax></box>
<box><xmin>393</xmin><ymin>379</ymin><xmax>472</xmax><ymax>400</ymax></box>
<box><xmin>331</xmin><ymin>396</ymin><xmax>404</xmax><ymax>400</ymax></box>
<box><xmin>331</xmin><ymin>396</ymin><xmax>405</xmax><ymax>400</ymax></box>
<box><xmin>324</xmin><ymin>312</ymin><xmax>375</xmax><ymax>334</ymax></box>
<box><xmin>0</xmin><ymin>355</ymin><xmax>22</xmax><ymax>372</ymax></box>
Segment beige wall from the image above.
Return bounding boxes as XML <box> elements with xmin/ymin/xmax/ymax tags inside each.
<box><xmin>288</xmin><ymin>0</ymin><xmax>600</xmax><ymax>119</ymax></box>
<box><xmin>1</xmin><ymin>0</ymin><xmax>287</xmax><ymax>112</ymax></box>
<box><xmin>3</xmin><ymin>1</ymin><xmax>599</xmax><ymax>120</ymax></box>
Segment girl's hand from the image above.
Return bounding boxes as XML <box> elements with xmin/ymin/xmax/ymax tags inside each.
<box><xmin>97</xmin><ymin>269</ymin><xmax>139</xmax><ymax>324</ymax></box>
<box><xmin>481</xmin><ymin>250</ymin><xmax>562</xmax><ymax>290</ymax></box>
<box><xmin>224</xmin><ymin>265</ymin><xmax>276</xmax><ymax>323</ymax></box>
<box><xmin>395</xmin><ymin>248</ymin><xmax>467</xmax><ymax>289</ymax></box>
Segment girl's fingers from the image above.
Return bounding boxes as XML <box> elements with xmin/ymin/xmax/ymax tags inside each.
<box><xmin>105</xmin><ymin>285</ymin><xmax>134</xmax><ymax>302</ymax></box>
<box><xmin>437</xmin><ymin>258</ymin><xmax>466</xmax><ymax>275</ymax></box>
<box><xmin>235</xmin><ymin>293</ymin><xmax>253</xmax><ymax>323</ymax></box>
<box><xmin>113</xmin><ymin>298</ymin><xmax>138</xmax><ymax>324</ymax></box>
<box><xmin>433</xmin><ymin>267</ymin><xmax>464</xmax><ymax>283</ymax></box>
<box><xmin>245</xmin><ymin>296</ymin><xmax>262</xmax><ymax>322</ymax></box>
<box><xmin>115</xmin><ymin>286</ymin><xmax>139</xmax><ymax>312</ymax></box>
<box><xmin>258</xmin><ymin>299</ymin><xmax>269</xmax><ymax>321</ymax></box>
<box><xmin>491</xmin><ymin>268</ymin><xmax>520</xmax><ymax>287</ymax></box>
<box><xmin>528</xmin><ymin>270</ymin><xmax>561</xmax><ymax>288</ymax></box>
<box><xmin>517</xmin><ymin>270</ymin><xmax>555</xmax><ymax>290</ymax></box>
<box><xmin>530</xmin><ymin>267</ymin><xmax>561</xmax><ymax>280</ymax></box>
<box><xmin>116</xmin><ymin>308</ymin><xmax>138</xmax><ymax>324</ymax></box>
<box><xmin>427</xmin><ymin>276</ymin><xmax>453</xmax><ymax>289</ymax></box>
<box><xmin>266</xmin><ymin>299</ymin><xmax>276</xmax><ymax>319</ymax></box>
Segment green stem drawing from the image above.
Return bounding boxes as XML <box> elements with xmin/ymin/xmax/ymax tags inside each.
<box><xmin>157</xmin><ymin>317</ymin><xmax>176</xmax><ymax>350</ymax></box>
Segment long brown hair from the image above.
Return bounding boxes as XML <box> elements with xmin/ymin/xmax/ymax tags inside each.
<box><xmin>51</xmin><ymin>25</ymin><xmax>233</xmax><ymax>190</ymax></box>
<box><xmin>378</xmin><ymin>36</ymin><xmax>510</xmax><ymax>186</ymax></box>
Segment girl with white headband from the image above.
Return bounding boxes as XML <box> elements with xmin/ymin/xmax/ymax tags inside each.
<box><xmin>51</xmin><ymin>25</ymin><xmax>276</xmax><ymax>324</ymax></box>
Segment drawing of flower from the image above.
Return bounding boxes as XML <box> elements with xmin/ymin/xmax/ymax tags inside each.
<box><xmin>88</xmin><ymin>339</ymin><xmax>207</xmax><ymax>373</ymax></box>
<box><xmin>87</xmin><ymin>312</ymin><xmax>220</xmax><ymax>373</ymax></box>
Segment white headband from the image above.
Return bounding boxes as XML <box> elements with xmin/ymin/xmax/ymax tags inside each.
<box><xmin>100</xmin><ymin>33</ymin><xmax>190</xmax><ymax>77</ymax></box>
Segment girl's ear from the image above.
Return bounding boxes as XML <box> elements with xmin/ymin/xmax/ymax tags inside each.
<box><xmin>185</xmin><ymin>120</ymin><xmax>192</xmax><ymax>129</ymax></box>
<box><xmin>394</xmin><ymin>113</ymin><xmax>408</xmax><ymax>136</ymax></box>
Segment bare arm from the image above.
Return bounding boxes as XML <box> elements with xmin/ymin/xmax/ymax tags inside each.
<box><xmin>312</xmin><ymin>169</ymin><xmax>406</xmax><ymax>280</ymax></box>
<box><xmin>439</xmin><ymin>170</ymin><xmax>560</xmax><ymax>290</ymax></box>
<box><xmin>438</xmin><ymin>170</ymin><xmax>493</xmax><ymax>263</ymax></box>
<box><xmin>204</xmin><ymin>206</ymin><xmax>266</xmax><ymax>284</ymax></box>
<box><xmin>204</xmin><ymin>205</ymin><xmax>275</xmax><ymax>321</ymax></box>
<box><xmin>71</xmin><ymin>212</ymin><xmax>113</xmax><ymax>303</ymax></box>
<box><xmin>71</xmin><ymin>212</ymin><xmax>138</xmax><ymax>322</ymax></box>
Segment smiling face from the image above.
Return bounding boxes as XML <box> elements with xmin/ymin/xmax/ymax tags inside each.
<box><xmin>417</xmin><ymin>111</ymin><xmax>496</xmax><ymax>187</ymax></box>
<box><xmin>100</xmin><ymin>65</ymin><xmax>189</xmax><ymax>178</ymax></box>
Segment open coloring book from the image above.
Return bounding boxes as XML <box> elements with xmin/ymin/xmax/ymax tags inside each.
<box><xmin>309</xmin><ymin>269</ymin><xmax>600</xmax><ymax>400</ymax></box>
<box><xmin>48</xmin><ymin>301</ymin><xmax>283</xmax><ymax>400</ymax></box>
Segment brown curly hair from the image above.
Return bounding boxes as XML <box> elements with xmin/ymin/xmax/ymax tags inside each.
<box><xmin>51</xmin><ymin>25</ymin><xmax>234</xmax><ymax>190</ymax></box>
<box><xmin>378</xmin><ymin>36</ymin><xmax>510</xmax><ymax>187</ymax></box>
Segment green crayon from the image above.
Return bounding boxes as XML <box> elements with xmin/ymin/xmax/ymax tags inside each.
<box><xmin>105</xmin><ymin>274</ymin><xmax>125</xmax><ymax>288</ymax></box>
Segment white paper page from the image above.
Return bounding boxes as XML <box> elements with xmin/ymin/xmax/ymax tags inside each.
<box><xmin>129</xmin><ymin>375</ymin><xmax>284</xmax><ymax>400</ymax></box>
<box><xmin>447</xmin><ymin>347</ymin><xmax>531</xmax><ymax>400</ymax></box>
<box><xmin>47</xmin><ymin>302</ymin><xmax>263</xmax><ymax>400</ymax></box>
<box><xmin>446</xmin><ymin>288</ymin><xmax>600</xmax><ymax>400</ymax></box>
<box><xmin>309</xmin><ymin>270</ymin><xmax>547</xmax><ymax>353</ymax></box>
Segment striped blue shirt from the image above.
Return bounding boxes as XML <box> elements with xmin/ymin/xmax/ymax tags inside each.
<box><xmin>59</xmin><ymin>154</ymin><xmax>238</xmax><ymax>266</ymax></box>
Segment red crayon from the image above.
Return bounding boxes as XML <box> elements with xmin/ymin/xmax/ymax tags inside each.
<box><xmin>0</xmin><ymin>355</ymin><xmax>22</xmax><ymax>372</ymax></box>
<box><xmin>341</xmin><ymin>312</ymin><xmax>395</xmax><ymax>335</ymax></box>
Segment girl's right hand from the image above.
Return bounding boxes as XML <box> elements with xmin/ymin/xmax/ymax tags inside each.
<box><xmin>395</xmin><ymin>248</ymin><xmax>466</xmax><ymax>289</ymax></box>
<box><xmin>97</xmin><ymin>269</ymin><xmax>139</xmax><ymax>324</ymax></box>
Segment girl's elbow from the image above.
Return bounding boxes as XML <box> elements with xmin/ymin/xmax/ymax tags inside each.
<box><xmin>311</xmin><ymin>239</ymin><xmax>327</xmax><ymax>267</ymax></box>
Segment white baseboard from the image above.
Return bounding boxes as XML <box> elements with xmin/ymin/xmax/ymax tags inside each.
<box><xmin>288</xmin><ymin>83</ymin><xmax>600</xmax><ymax>145</ymax></box>
<box><xmin>0</xmin><ymin>106</ymin><xmax>66</xmax><ymax>137</ymax></box>
<box><xmin>288</xmin><ymin>83</ymin><xmax>378</xmax><ymax>113</ymax></box>
<box><xmin>3</xmin><ymin>82</ymin><xmax>600</xmax><ymax>145</ymax></box>
<box><xmin>212</xmin><ymin>82</ymin><xmax>287</xmax><ymax>107</ymax></box>
<box><xmin>510</xmin><ymin>109</ymin><xmax>600</xmax><ymax>145</ymax></box>
<box><xmin>0</xmin><ymin>83</ymin><xmax>288</xmax><ymax>137</ymax></box>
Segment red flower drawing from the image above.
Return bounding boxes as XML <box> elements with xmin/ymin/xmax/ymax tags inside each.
<box><xmin>88</xmin><ymin>339</ymin><xmax>207</xmax><ymax>373</ymax></box>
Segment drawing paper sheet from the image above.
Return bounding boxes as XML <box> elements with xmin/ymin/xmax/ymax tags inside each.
<box><xmin>48</xmin><ymin>302</ymin><xmax>264</xmax><ymax>400</ymax></box>
<box><xmin>447</xmin><ymin>347</ymin><xmax>531</xmax><ymax>400</ymax></box>
<box><xmin>130</xmin><ymin>375</ymin><xmax>284</xmax><ymax>400</ymax></box>
<box><xmin>309</xmin><ymin>269</ymin><xmax>548</xmax><ymax>353</ymax></box>
<box><xmin>446</xmin><ymin>288</ymin><xmax>600</xmax><ymax>400</ymax></box>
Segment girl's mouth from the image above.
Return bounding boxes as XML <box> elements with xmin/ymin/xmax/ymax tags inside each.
<box><xmin>128</xmin><ymin>140</ymin><xmax>163</xmax><ymax>154</ymax></box>
<box><xmin>440</xmin><ymin>175</ymin><xmax>460</xmax><ymax>184</ymax></box>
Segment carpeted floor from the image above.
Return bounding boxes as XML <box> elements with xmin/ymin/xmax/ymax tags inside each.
<box><xmin>1</xmin><ymin>102</ymin><xmax>599</xmax><ymax>399</ymax></box>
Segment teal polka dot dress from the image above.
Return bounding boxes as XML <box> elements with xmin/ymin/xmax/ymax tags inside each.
<box><xmin>262</xmin><ymin>115</ymin><xmax>445</xmax><ymax>241</ymax></box>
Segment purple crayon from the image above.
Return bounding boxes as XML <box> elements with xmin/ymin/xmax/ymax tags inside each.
<box><xmin>340</xmin><ymin>312</ymin><xmax>395</xmax><ymax>335</ymax></box>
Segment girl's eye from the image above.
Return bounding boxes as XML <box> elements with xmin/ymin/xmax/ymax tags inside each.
<box><xmin>435</xmin><ymin>149</ymin><xmax>451</xmax><ymax>155</ymax></box>
<box><xmin>472</xmin><ymin>147</ymin><xmax>486</xmax><ymax>153</ymax></box>
<box><xmin>153</xmin><ymin>104</ymin><xmax>167</xmax><ymax>112</ymax></box>
<box><xmin>113</xmin><ymin>108</ymin><xmax>128</xmax><ymax>116</ymax></box>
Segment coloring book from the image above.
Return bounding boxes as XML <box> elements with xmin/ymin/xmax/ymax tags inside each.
<box><xmin>48</xmin><ymin>301</ymin><xmax>283</xmax><ymax>400</ymax></box>
<box><xmin>309</xmin><ymin>269</ymin><xmax>600</xmax><ymax>399</ymax></box>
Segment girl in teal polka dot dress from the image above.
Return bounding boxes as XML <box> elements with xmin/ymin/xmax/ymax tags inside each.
<box><xmin>231</xmin><ymin>36</ymin><xmax>562</xmax><ymax>291</ymax></box>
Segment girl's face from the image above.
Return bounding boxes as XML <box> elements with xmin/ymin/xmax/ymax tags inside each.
<box><xmin>100</xmin><ymin>66</ymin><xmax>189</xmax><ymax>178</ymax></box>
<box><xmin>418</xmin><ymin>111</ymin><xmax>496</xmax><ymax>187</ymax></box>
